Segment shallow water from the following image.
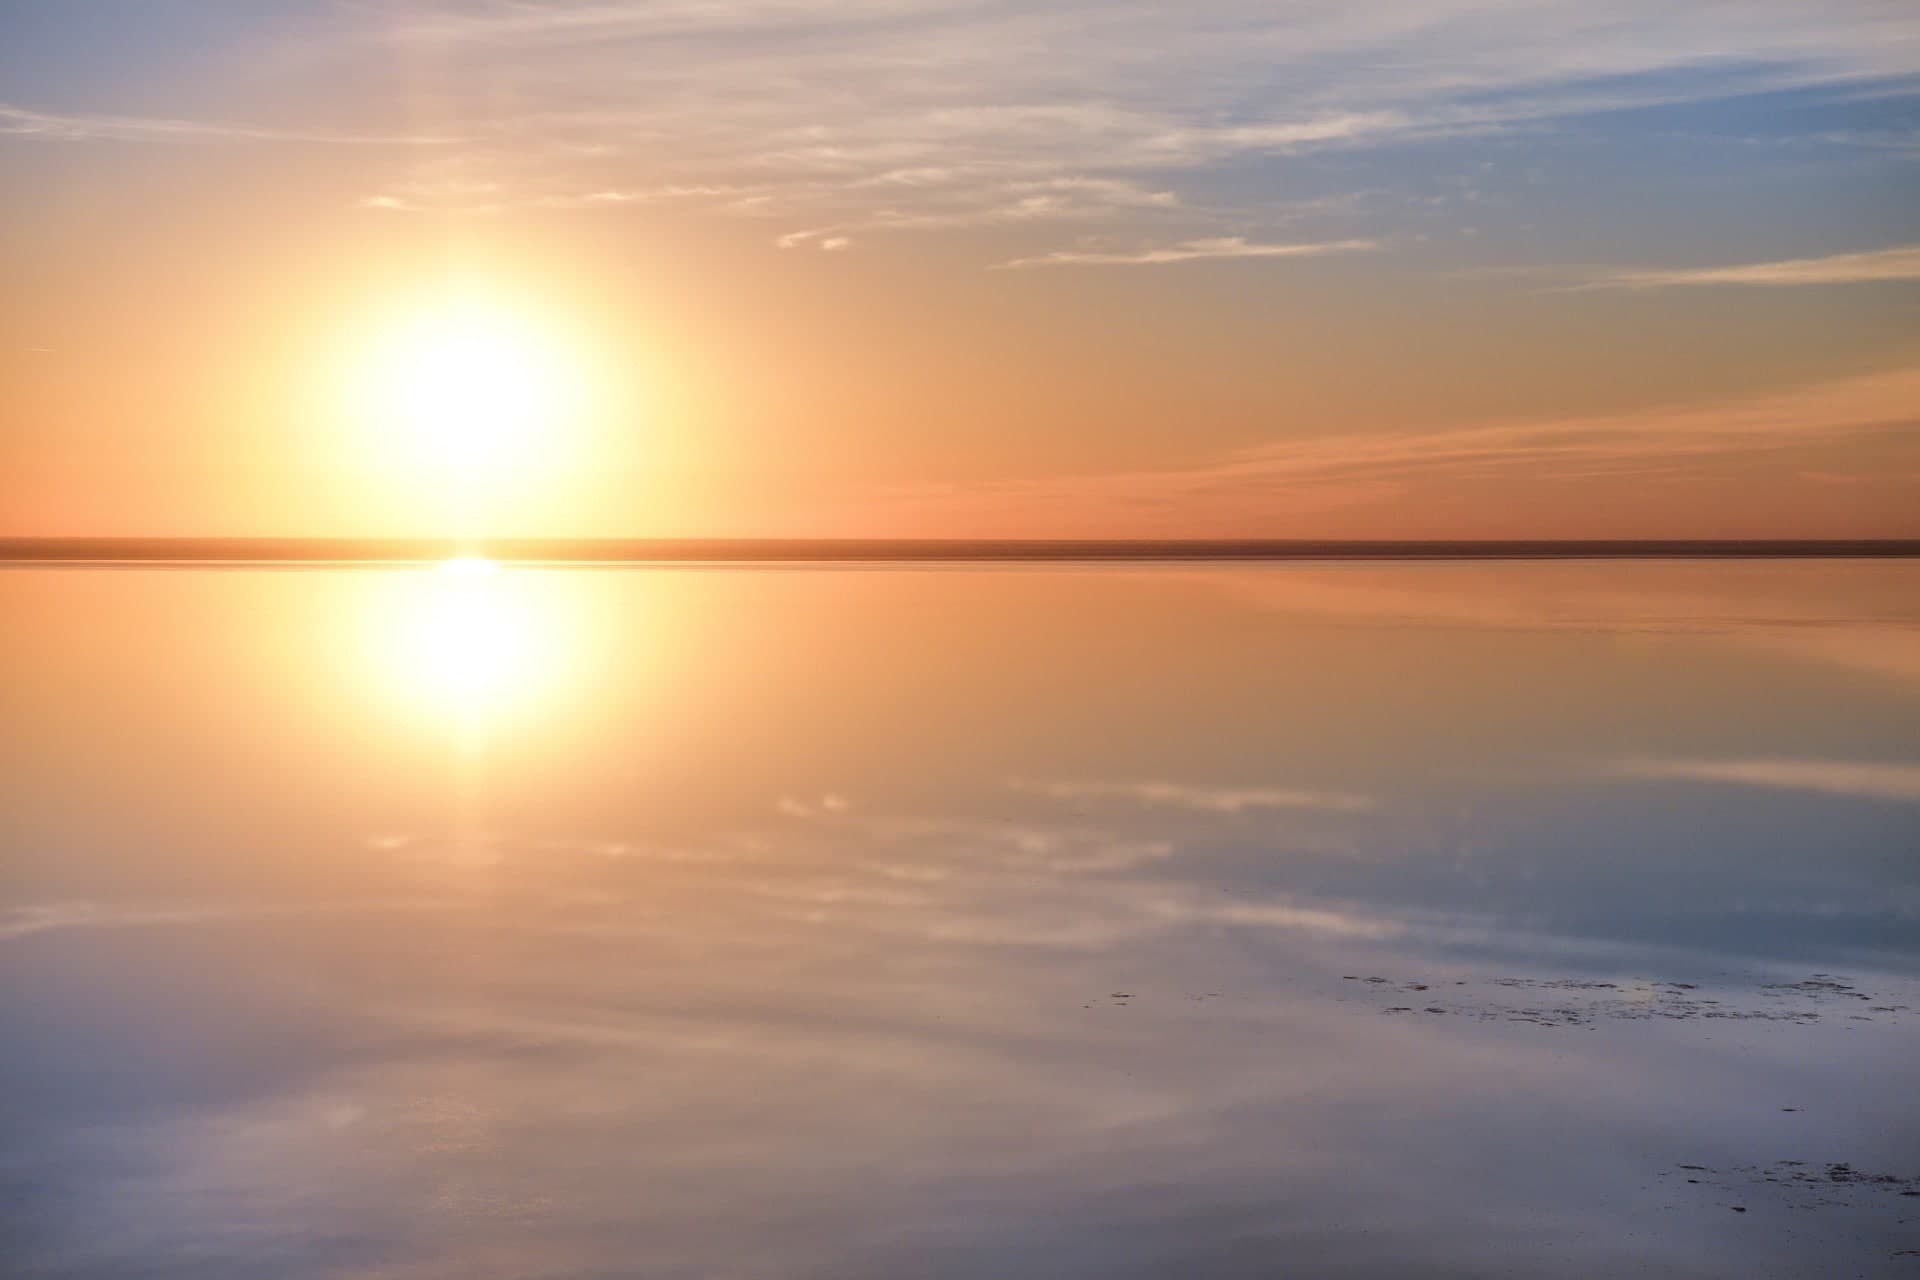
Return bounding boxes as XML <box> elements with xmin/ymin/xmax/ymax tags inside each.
<box><xmin>3</xmin><ymin>561</ymin><xmax>1917</xmax><ymax>1278</ymax></box>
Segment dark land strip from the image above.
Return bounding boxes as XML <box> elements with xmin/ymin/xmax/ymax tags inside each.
<box><xmin>6</xmin><ymin>538</ymin><xmax>1920</xmax><ymax>564</ymax></box>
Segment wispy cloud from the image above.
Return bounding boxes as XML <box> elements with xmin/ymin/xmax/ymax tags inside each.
<box><xmin>1586</xmin><ymin>245</ymin><xmax>1920</xmax><ymax>290</ymax></box>
<box><xmin>0</xmin><ymin>104</ymin><xmax>451</xmax><ymax>146</ymax></box>
<box><xmin>15</xmin><ymin>2</ymin><xmax>1920</xmax><ymax>285</ymax></box>
<box><xmin>997</xmin><ymin>236</ymin><xmax>1379</xmax><ymax>269</ymax></box>
<box><xmin>1619</xmin><ymin>759</ymin><xmax>1920</xmax><ymax>803</ymax></box>
<box><xmin>308</xmin><ymin>1</ymin><xmax>1920</xmax><ymax>246</ymax></box>
<box><xmin>768</xmin><ymin>177</ymin><xmax>1188</xmax><ymax>248</ymax></box>
<box><xmin>860</xmin><ymin>360</ymin><xmax>1920</xmax><ymax>535</ymax></box>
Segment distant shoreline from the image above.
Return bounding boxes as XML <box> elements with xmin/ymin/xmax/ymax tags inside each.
<box><xmin>4</xmin><ymin>538</ymin><xmax>1918</xmax><ymax>564</ymax></box>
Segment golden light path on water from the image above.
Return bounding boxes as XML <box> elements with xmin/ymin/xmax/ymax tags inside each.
<box><xmin>379</xmin><ymin>559</ymin><xmax>533</xmax><ymax>737</ymax></box>
<box><xmin>351</xmin><ymin>556</ymin><xmax>606</xmax><ymax>867</ymax></box>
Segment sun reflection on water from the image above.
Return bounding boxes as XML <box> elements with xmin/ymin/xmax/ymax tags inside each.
<box><xmin>364</xmin><ymin>558</ymin><xmax>571</xmax><ymax>745</ymax></box>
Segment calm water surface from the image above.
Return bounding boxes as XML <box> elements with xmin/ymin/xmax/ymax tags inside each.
<box><xmin>3</xmin><ymin>561</ymin><xmax>1917</xmax><ymax>1278</ymax></box>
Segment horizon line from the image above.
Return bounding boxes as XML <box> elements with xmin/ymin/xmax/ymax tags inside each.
<box><xmin>4</xmin><ymin>537</ymin><xmax>1919</xmax><ymax>564</ymax></box>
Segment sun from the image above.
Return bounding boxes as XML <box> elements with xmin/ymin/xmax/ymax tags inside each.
<box><xmin>342</xmin><ymin>286</ymin><xmax>594</xmax><ymax>528</ymax></box>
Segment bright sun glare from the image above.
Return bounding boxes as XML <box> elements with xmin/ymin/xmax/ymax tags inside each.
<box><xmin>345</xmin><ymin>288</ymin><xmax>593</xmax><ymax>527</ymax></box>
<box><xmin>357</xmin><ymin>558</ymin><xmax>613</xmax><ymax>747</ymax></box>
<box><xmin>370</xmin><ymin>558</ymin><xmax>546</xmax><ymax>736</ymax></box>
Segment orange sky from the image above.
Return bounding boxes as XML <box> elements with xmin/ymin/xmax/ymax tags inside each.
<box><xmin>3</xmin><ymin>2</ymin><xmax>1917</xmax><ymax>538</ymax></box>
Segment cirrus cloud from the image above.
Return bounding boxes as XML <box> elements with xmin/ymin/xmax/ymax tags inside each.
<box><xmin>857</xmin><ymin>360</ymin><xmax>1920</xmax><ymax>536</ymax></box>
<box><xmin>1584</xmin><ymin>245</ymin><xmax>1920</xmax><ymax>290</ymax></box>
<box><xmin>996</xmin><ymin>236</ymin><xmax>1380</xmax><ymax>269</ymax></box>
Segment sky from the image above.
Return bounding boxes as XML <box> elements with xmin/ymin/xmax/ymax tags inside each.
<box><xmin>2</xmin><ymin>0</ymin><xmax>1917</xmax><ymax>538</ymax></box>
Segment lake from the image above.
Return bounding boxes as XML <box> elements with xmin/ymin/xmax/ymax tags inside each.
<box><xmin>4</xmin><ymin>560</ymin><xmax>1917</xmax><ymax>1277</ymax></box>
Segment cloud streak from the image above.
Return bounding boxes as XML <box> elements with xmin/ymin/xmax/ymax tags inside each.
<box><xmin>860</xmin><ymin>361</ymin><xmax>1920</xmax><ymax>535</ymax></box>
<box><xmin>0</xmin><ymin>104</ymin><xmax>451</xmax><ymax>146</ymax></box>
<box><xmin>997</xmin><ymin>236</ymin><xmax>1379</xmax><ymax>269</ymax></box>
<box><xmin>303</xmin><ymin>1</ymin><xmax>1920</xmax><ymax>249</ymax></box>
<box><xmin>16</xmin><ymin>1</ymin><xmax>1920</xmax><ymax>284</ymax></box>
<box><xmin>1587</xmin><ymin>246</ymin><xmax>1920</xmax><ymax>290</ymax></box>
